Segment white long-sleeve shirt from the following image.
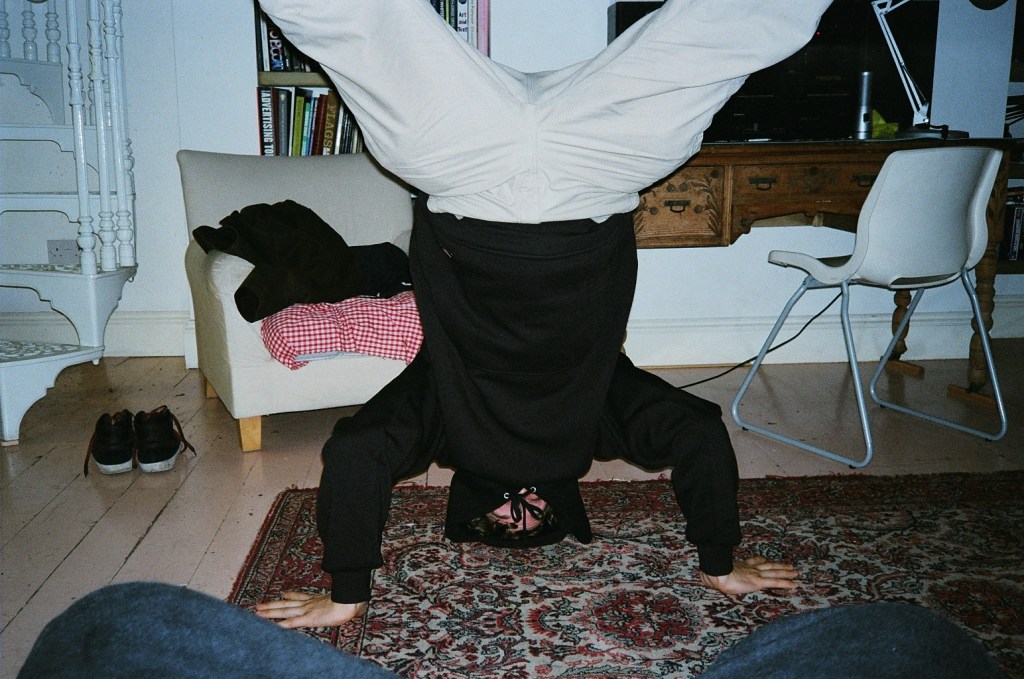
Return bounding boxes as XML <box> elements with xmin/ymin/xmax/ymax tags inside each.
<box><xmin>258</xmin><ymin>0</ymin><xmax>832</xmax><ymax>224</ymax></box>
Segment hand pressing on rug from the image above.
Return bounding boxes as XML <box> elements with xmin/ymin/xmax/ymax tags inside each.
<box><xmin>700</xmin><ymin>556</ymin><xmax>799</xmax><ymax>595</ymax></box>
<box><xmin>254</xmin><ymin>591</ymin><xmax>368</xmax><ymax>628</ymax></box>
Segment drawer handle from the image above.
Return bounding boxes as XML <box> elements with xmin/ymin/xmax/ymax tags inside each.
<box><xmin>665</xmin><ymin>199</ymin><xmax>691</xmax><ymax>212</ymax></box>
<box><xmin>748</xmin><ymin>176</ymin><xmax>777</xmax><ymax>191</ymax></box>
<box><xmin>852</xmin><ymin>173</ymin><xmax>877</xmax><ymax>188</ymax></box>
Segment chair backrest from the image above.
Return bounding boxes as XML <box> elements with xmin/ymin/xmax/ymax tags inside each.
<box><xmin>849</xmin><ymin>146</ymin><xmax>1002</xmax><ymax>289</ymax></box>
<box><xmin>176</xmin><ymin>150</ymin><xmax>414</xmax><ymax>248</ymax></box>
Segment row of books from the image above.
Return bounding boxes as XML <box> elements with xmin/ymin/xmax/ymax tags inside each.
<box><xmin>1000</xmin><ymin>199</ymin><xmax>1023</xmax><ymax>263</ymax></box>
<box><xmin>430</xmin><ymin>0</ymin><xmax>491</xmax><ymax>56</ymax></box>
<box><xmin>254</xmin><ymin>1</ymin><xmax>490</xmax><ymax>155</ymax></box>
<box><xmin>255</xmin><ymin>0</ymin><xmax>490</xmax><ymax>72</ymax></box>
<box><xmin>254</xmin><ymin>11</ymin><xmax>313</xmax><ymax>73</ymax></box>
<box><xmin>257</xmin><ymin>86</ymin><xmax>363</xmax><ymax>157</ymax></box>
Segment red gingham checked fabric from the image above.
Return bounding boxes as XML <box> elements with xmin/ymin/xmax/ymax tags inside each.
<box><xmin>260</xmin><ymin>291</ymin><xmax>422</xmax><ymax>370</ymax></box>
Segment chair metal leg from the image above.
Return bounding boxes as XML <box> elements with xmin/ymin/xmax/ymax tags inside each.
<box><xmin>837</xmin><ymin>281</ymin><xmax>875</xmax><ymax>467</ymax></box>
<box><xmin>732</xmin><ymin>277</ymin><xmax>874</xmax><ymax>468</ymax></box>
<box><xmin>732</xmin><ymin>277</ymin><xmax>812</xmax><ymax>434</ymax></box>
<box><xmin>869</xmin><ymin>271</ymin><xmax>1007</xmax><ymax>441</ymax></box>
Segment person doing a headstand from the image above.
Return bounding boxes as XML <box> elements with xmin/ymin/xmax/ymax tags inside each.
<box><xmin>252</xmin><ymin>0</ymin><xmax>834</xmax><ymax>628</ymax></box>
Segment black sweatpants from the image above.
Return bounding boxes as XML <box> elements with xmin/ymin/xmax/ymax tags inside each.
<box><xmin>318</xmin><ymin>199</ymin><xmax>740</xmax><ymax>603</ymax></box>
<box><xmin>318</xmin><ymin>349</ymin><xmax>740</xmax><ymax>603</ymax></box>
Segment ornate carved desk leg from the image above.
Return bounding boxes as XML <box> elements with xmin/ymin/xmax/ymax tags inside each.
<box><xmin>947</xmin><ymin>243</ymin><xmax>999</xmax><ymax>407</ymax></box>
<box><xmin>885</xmin><ymin>290</ymin><xmax>926</xmax><ymax>377</ymax></box>
<box><xmin>948</xmin><ymin>163</ymin><xmax>1006</xmax><ymax>408</ymax></box>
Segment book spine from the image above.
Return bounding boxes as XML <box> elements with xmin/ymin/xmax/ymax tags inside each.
<box><xmin>351</xmin><ymin>123</ymin><xmax>363</xmax><ymax>154</ymax></box>
<box><xmin>255</xmin><ymin>11</ymin><xmax>267</xmax><ymax>71</ymax></box>
<box><xmin>1010</xmin><ymin>205</ymin><xmax>1023</xmax><ymax>262</ymax></box>
<box><xmin>456</xmin><ymin>0</ymin><xmax>470</xmax><ymax>41</ymax></box>
<box><xmin>321</xmin><ymin>91</ymin><xmax>341</xmax><ymax>155</ymax></box>
<box><xmin>310</xmin><ymin>89</ymin><xmax>329</xmax><ymax>156</ymax></box>
<box><xmin>339</xmin><ymin>109</ymin><xmax>352</xmax><ymax>154</ymax></box>
<box><xmin>292</xmin><ymin>88</ymin><xmax>310</xmax><ymax>156</ymax></box>
<box><xmin>476</xmin><ymin>0</ymin><xmax>489</xmax><ymax>55</ymax></box>
<box><xmin>257</xmin><ymin>86</ymin><xmax>276</xmax><ymax>156</ymax></box>
<box><xmin>273</xmin><ymin>86</ymin><xmax>294</xmax><ymax>156</ymax></box>
<box><xmin>467</xmin><ymin>0</ymin><xmax>477</xmax><ymax>48</ymax></box>
<box><xmin>286</xmin><ymin>40</ymin><xmax>314</xmax><ymax>73</ymax></box>
<box><xmin>265</xmin><ymin>20</ymin><xmax>287</xmax><ymax>71</ymax></box>
<box><xmin>282</xmin><ymin>41</ymin><xmax>293</xmax><ymax>71</ymax></box>
<box><xmin>303</xmin><ymin>91</ymin><xmax>316</xmax><ymax>155</ymax></box>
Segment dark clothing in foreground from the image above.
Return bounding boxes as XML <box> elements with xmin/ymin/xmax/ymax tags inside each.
<box><xmin>19</xmin><ymin>583</ymin><xmax>1005</xmax><ymax>679</ymax></box>
<box><xmin>18</xmin><ymin>582</ymin><xmax>397</xmax><ymax>679</ymax></box>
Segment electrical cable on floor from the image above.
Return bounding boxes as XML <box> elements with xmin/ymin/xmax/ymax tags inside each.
<box><xmin>677</xmin><ymin>291</ymin><xmax>843</xmax><ymax>390</ymax></box>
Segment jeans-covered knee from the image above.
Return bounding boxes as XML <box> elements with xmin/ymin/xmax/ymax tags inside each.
<box><xmin>20</xmin><ymin>583</ymin><xmax>218</xmax><ymax>678</ymax></box>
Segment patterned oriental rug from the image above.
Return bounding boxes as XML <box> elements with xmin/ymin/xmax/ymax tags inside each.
<box><xmin>229</xmin><ymin>473</ymin><xmax>1024</xmax><ymax>678</ymax></box>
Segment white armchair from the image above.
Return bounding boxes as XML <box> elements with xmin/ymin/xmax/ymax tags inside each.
<box><xmin>177</xmin><ymin>150</ymin><xmax>414</xmax><ymax>451</ymax></box>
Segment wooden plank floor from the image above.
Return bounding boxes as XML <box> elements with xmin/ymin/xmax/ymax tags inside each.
<box><xmin>3</xmin><ymin>341</ymin><xmax>1022</xmax><ymax>675</ymax></box>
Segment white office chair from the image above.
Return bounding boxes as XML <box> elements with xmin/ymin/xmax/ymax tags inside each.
<box><xmin>731</xmin><ymin>146</ymin><xmax>1007</xmax><ymax>468</ymax></box>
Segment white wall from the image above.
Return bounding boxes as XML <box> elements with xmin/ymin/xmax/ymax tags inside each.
<box><xmin>114</xmin><ymin>0</ymin><xmax>259</xmax><ymax>356</ymax></box>
<box><xmin>3</xmin><ymin>0</ymin><xmax>1021</xmax><ymax>368</ymax></box>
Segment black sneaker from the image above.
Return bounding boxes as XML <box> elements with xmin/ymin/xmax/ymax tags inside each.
<box><xmin>84</xmin><ymin>410</ymin><xmax>134</xmax><ymax>476</ymax></box>
<box><xmin>134</xmin><ymin>406</ymin><xmax>196</xmax><ymax>473</ymax></box>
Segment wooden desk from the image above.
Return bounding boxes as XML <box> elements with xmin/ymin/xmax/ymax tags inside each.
<box><xmin>634</xmin><ymin>139</ymin><xmax>1011</xmax><ymax>395</ymax></box>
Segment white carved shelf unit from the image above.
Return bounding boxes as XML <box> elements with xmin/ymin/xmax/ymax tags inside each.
<box><xmin>0</xmin><ymin>0</ymin><xmax>136</xmax><ymax>444</ymax></box>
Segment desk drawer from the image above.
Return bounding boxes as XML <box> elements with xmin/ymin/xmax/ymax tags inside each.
<box><xmin>635</xmin><ymin>165</ymin><xmax>728</xmax><ymax>247</ymax></box>
<box><xmin>733</xmin><ymin>163</ymin><xmax>878</xmax><ymax>198</ymax></box>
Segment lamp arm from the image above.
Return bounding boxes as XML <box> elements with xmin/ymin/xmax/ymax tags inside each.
<box><xmin>871</xmin><ymin>0</ymin><xmax>930</xmax><ymax>126</ymax></box>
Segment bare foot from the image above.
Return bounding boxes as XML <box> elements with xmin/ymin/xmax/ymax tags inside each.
<box><xmin>254</xmin><ymin>591</ymin><xmax>368</xmax><ymax>629</ymax></box>
<box><xmin>700</xmin><ymin>556</ymin><xmax>799</xmax><ymax>595</ymax></box>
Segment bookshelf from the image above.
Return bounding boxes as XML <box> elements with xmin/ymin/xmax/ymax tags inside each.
<box><xmin>996</xmin><ymin>135</ymin><xmax>1024</xmax><ymax>275</ymax></box>
<box><xmin>997</xmin><ymin>184</ymin><xmax>1023</xmax><ymax>275</ymax></box>
<box><xmin>253</xmin><ymin>0</ymin><xmax>490</xmax><ymax>157</ymax></box>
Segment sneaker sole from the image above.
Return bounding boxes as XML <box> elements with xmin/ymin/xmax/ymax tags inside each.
<box><xmin>138</xmin><ymin>442</ymin><xmax>184</xmax><ymax>473</ymax></box>
<box><xmin>94</xmin><ymin>460</ymin><xmax>133</xmax><ymax>475</ymax></box>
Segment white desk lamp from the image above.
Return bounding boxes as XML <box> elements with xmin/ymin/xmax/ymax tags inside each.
<box><xmin>871</xmin><ymin>0</ymin><xmax>931</xmax><ymax>128</ymax></box>
<box><xmin>871</xmin><ymin>0</ymin><xmax>1009</xmax><ymax>138</ymax></box>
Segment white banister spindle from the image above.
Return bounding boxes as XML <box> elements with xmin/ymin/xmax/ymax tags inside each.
<box><xmin>45</xmin><ymin>0</ymin><xmax>60</xmax><ymax>62</ymax></box>
<box><xmin>1</xmin><ymin>2</ymin><xmax>11</xmax><ymax>59</ymax></box>
<box><xmin>107</xmin><ymin>0</ymin><xmax>134</xmax><ymax>267</ymax></box>
<box><xmin>3</xmin><ymin>0</ymin><xmax>135</xmax><ymax>273</ymax></box>
<box><xmin>88</xmin><ymin>0</ymin><xmax>115</xmax><ymax>271</ymax></box>
<box><xmin>64</xmin><ymin>0</ymin><xmax>97</xmax><ymax>275</ymax></box>
<box><xmin>22</xmin><ymin>2</ymin><xmax>38</xmax><ymax>59</ymax></box>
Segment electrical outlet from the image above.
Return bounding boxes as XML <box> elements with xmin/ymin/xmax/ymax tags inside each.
<box><xmin>47</xmin><ymin>239</ymin><xmax>80</xmax><ymax>266</ymax></box>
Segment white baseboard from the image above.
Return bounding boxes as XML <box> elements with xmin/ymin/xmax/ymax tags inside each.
<box><xmin>3</xmin><ymin>293</ymin><xmax>1022</xmax><ymax>368</ymax></box>
<box><xmin>990</xmin><ymin>293</ymin><xmax>1024</xmax><ymax>340</ymax></box>
<box><xmin>625</xmin><ymin>293</ymin><xmax>1024</xmax><ymax>368</ymax></box>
